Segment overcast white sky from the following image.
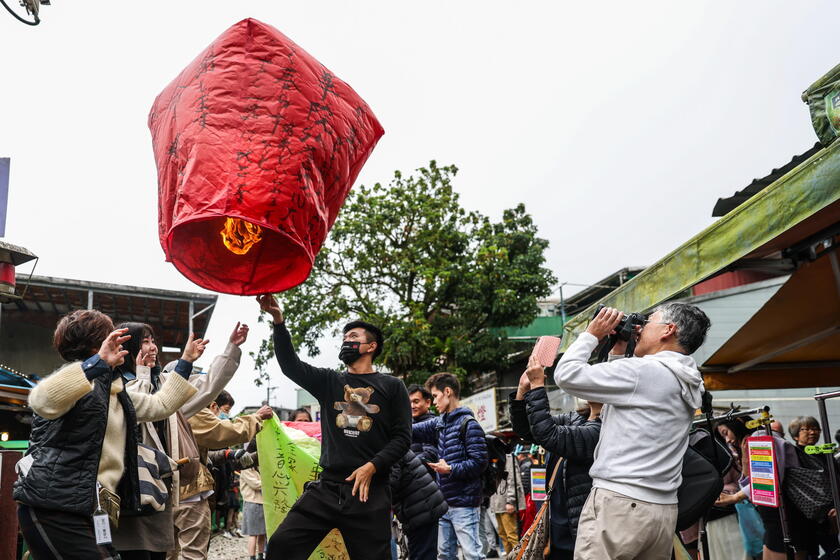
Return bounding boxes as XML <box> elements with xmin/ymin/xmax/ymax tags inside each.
<box><xmin>1</xmin><ymin>1</ymin><xmax>836</xmax><ymax>411</ymax></box>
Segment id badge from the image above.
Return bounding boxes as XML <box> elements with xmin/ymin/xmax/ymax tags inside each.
<box><xmin>93</xmin><ymin>511</ymin><xmax>112</xmax><ymax>545</ymax></box>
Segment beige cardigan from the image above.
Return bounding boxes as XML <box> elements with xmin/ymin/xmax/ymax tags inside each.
<box><xmin>182</xmin><ymin>408</ymin><xmax>262</xmax><ymax>501</ymax></box>
<box><xmin>27</xmin><ymin>362</ymin><xmax>197</xmax><ymax>494</ymax></box>
<box><xmin>240</xmin><ymin>467</ymin><xmax>263</xmax><ymax>504</ymax></box>
<box><xmin>125</xmin><ymin>342</ymin><xmax>242</xmax><ymax>505</ymax></box>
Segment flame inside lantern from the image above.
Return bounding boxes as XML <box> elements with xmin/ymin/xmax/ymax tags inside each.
<box><xmin>220</xmin><ymin>218</ymin><xmax>264</xmax><ymax>255</ymax></box>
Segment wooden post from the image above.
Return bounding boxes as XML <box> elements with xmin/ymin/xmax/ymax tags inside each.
<box><xmin>0</xmin><ymin>450</ymin><xmax>22</xmax><ymax>560</ymax></box>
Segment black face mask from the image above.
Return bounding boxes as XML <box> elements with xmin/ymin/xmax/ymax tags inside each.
<box><xmin>339</xmin><ymin>341</ymin><xmax>362</xmax><ymax>365</ymax></box>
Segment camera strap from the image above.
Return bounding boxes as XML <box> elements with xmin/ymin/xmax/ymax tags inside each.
<box><xmin>595</xmin><ymin>334</ymin><xmax>638</xmax><ymax>363</ymax></box>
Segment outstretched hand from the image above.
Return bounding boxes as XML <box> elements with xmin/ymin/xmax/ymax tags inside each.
<box><xmin>181</xmin><ymin>332</ymin><xmax>209</xmax><ymax>363</ymax></box>
<box><xmin>99</xmin><ymin>329</ymin><xmax>131</xmax><ymax>368</ymax></box>
<box><xmin>256</xmin><ymin>405</ymin><xmax>273</xmax><ymax>420</ymax></box>
<box><xmin>346</xmin><ymin>462</ymin><xmax>377</xmax><ymax>502</ymax></box>
<box><xmin>229</xmin><ymin>322</ymin><xmax>249</xmax><ymax>347</ymax></box>
<box><xmin>256</xmin><ymin>294</ymin><xmax>284</xmax><ymax>324</ymax></box>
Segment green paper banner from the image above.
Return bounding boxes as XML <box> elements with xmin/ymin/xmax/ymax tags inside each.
<box><xmin>257</xmin><ymin>416</ymin><xmax>348</xmax><ymax>559</ymax></box>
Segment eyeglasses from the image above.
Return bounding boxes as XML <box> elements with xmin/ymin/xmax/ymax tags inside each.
<box><xmin>642</xmin><ymin>319</ymin><xmax>672</xmax><ymax>328</ymax></box>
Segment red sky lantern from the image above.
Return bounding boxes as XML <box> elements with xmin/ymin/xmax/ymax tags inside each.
<box><xmin>149</xmin><ymin>18</ymin><xmax>384</xmax><ymax>295</ymax></box>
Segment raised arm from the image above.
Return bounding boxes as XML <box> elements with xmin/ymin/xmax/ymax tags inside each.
<box><xmin>552</xmin><ymin>309</ymin><xmax>640</xmax><ymax>404</ymax></box>
<box><xmin>28</xmin><ymin>329</ymin><xmax>130</xmax><ymax>419</ymax></box>
<box><xmin>258</xmin><ymin>294</ymin><xmax>333</xmax><ymax>401</ymax></box>
<box><xmin>180</xmin><ymin>323</ymin><xmax>245</xmax><ymax>418</ymax></box>
<box><xmin>509</xmin><ymin>372</ymin><xmax>534</xmax><ymax>441</ymax></box>
<box><xmin>131</xmin><ymin>334</ymin><xmax>205</xmax><ymax>422</ymax></box>
<box><xmin>131</xmin><ymin>367</ymin><xmax>198</xmax><ymax>422</ymax></box>
<box><xmin>189</xmin><ymin>405</ymin><xmax>272</xmax><ymax>449</ymax></box>
<box><xmin>412</xmin><ymin>417</ymin><xmax>440</xmax><ymax>445</ymax></box>
<box><xmin>551</xmin><ymin>333</ymin><xmax>639</xmax><ymax>405</ymax></box>
<box><xmin>524</xmin><ymin>386</ymin><xmax>600</xmax><ymax>459</ymax></box>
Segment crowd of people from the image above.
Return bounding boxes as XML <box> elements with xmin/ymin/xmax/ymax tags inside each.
<box><xmin>12</xmin><ymin>294</ymin><xmax>840</xmax><ymax>560</ymax></box>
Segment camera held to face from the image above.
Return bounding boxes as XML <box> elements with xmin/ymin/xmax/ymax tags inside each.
<box><xmin>592</xmin><ymin>304</ymin><xmax>646</xmax><ymax>361</ymax></box>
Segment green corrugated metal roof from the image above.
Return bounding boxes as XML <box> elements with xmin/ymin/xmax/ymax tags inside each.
<box><xmin>561</xmin><ymin>140</ymin><xmax>840</xmax><ymax>351</ymax></box>
<box><xmin>495</xmin><ymin>315</ymin><xmax>565</xmax><ymax>340</ymax></box>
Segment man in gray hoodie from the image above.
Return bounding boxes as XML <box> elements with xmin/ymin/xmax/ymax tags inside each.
<box><xmin>550</xmin><ymin>302</ymin><xmax>710</xmax><ymax>560</ymax></box>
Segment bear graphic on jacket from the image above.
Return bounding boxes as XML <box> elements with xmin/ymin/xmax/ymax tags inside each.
<box><xmin>334</xmin><ymin>385</ymin><xmax>380</xmax><ymax>432</ymax></box>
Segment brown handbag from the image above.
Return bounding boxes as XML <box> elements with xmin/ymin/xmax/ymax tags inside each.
<box><xmin>507</xmin><ymin>458</ymin><xmax>563</xmax><ymax>560</ymax></box>
<box><xmin>175</xmin><ymin>411</ymin><xmax>200</xmax><ymax>481</ymax></box>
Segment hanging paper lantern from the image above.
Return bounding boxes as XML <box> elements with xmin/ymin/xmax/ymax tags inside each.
<box><xmin>149</xmin><ymin>18</ymin><xmax>384</xmax><ymax>295</ymax></box>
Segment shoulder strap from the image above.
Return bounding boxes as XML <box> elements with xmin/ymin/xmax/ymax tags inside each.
<box><xmin>545</xmin><ymin>455</ymin><xmax>563</xmax><ymax>497</ymax></box>
<box><xmin>458</xmin><ymin>416</ymin><xmax>472</xmax><ymax>442</ymax></box>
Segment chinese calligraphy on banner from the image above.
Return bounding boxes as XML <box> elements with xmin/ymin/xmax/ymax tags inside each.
<box><xmin>257</xmin><ymin>417</ymin><xmax>348</xmax><ymax>559</ymax></box>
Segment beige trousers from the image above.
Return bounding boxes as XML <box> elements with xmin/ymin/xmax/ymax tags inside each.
<box><xmin>496</xmin><ymin>512</ymin><xmax>520</xmax><ymax>553</ymax></box>
<box><xmin>574</xmin><ymin>487</ymin><xmax>678</xmax><ymax>560</ymax></box>
<box><xmin>167</xmin><ymin>499</ymin><xmax>211</xmax><ymax>560</ymax></box>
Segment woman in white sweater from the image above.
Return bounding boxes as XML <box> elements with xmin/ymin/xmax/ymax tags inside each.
<box><xmin>14</xmin><ymin>309</ymin><xmax>204</xmax><ymax>559</ymax></box>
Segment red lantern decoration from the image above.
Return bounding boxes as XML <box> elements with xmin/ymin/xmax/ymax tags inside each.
<box><xmin>149</xmin><ymin>18</ymin><xmax>384</xmax><ymax>295</ymax></box>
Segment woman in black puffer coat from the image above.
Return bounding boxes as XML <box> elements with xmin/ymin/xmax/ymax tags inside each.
<box><xmin>509</xmin><ymin>373</ymin><xmax>601</xmax><ymax>560</ymax></box>
<box><xmin>390</xmin><ymin>449</ymin><xmax>448</xmax><ymax>560</ymax></box>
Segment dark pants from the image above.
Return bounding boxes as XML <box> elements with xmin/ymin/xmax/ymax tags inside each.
<box><xmin>549</xmin><ymin>549</ymin><xmax>573</xmax><ymax>560</ymax></box>
<box><xmin>267</xmin><ymin>479</ymin><xmax>391</xmax><ymax>560</ymax></box>
<box><xmin>18</xmin><ymin>504</ymin><xmax>117</xmax><ymax>560</ymax></box>
<box><xmin>405</xmin><ymin>522</ymin><xmax>438</xmax><ymax>560</ymax></box>
<box><xmin>119</xmin><ymin>552</ymin><xmax>167</xmax><ymax>560</ymax></box>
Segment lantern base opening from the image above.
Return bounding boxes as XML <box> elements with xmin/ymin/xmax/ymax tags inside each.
<box><xmin>168</xmin><ymin>217</ymin><xmax>314</xmax><ymax>295</ymax></box>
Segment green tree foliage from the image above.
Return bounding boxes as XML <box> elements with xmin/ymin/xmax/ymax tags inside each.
<box><xmin>253</xmin><ymin>161</ymin><xmax>556</xmax><ymax>390</ymax></box>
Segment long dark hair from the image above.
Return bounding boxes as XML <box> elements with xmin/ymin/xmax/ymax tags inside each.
<box><xmin>116</xmin><ymin>322</ymin><xmax>157</xmax><ymax>374</ymax></box>
<box><xmin>718</xmin><ymin>419</ymin><xmax>755</xmax><ymax>469</ymax></box>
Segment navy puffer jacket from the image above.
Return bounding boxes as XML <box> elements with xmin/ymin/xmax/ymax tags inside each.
<box><xmin>411</xmin><ymin>412</ymin><xmax>439</xmax><ymax>467</ymax></box>
<box><xmin>412</xmin><ymin>407</ymin><xmax>488</xmax><ymax>507</ymax></box>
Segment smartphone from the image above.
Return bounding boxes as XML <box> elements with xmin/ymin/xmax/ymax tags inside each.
<box><xmin>531</xmin><ymin>335</ymin><xmax>562</xmax><ymax>367</ymax></box>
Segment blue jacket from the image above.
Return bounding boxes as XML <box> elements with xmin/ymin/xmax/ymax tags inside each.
<box><xmin>412</xmin><ymin>406</ymin><xmax>488</xmax><ymax>507</ymax></box>
<box><xmin>411</xmin><ymin>411</ymin><xmax>439</xmax><ymax>467</ymax></box>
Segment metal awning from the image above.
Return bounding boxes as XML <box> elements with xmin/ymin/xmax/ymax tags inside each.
<box><xmin>702</xmin><ymin>249</ymin><xmax>840</xmax><ymax>390</ymax></box>
<box><xmin>0</xmin><ymin>275</ymin><xmax>218</xmax><ymax>376</ymax></box>
<box><xmin>561</xmin><ymin>139</ymin><xmax>840</xmax><ymax>352</ymax></box>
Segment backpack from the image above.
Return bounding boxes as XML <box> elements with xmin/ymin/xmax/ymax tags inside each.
<box><xmin>458</xmin><ymin>417</ymin><xmax>510</xmax><ymax>499</ymax></box>
<box><xmin>675</xmin><ymin>392</ymin><xmax>731</xmax><ymax>531</ymax></box>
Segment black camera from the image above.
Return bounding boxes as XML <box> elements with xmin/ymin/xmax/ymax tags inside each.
<box><xmin>592</xmin><ymin>304</ymin><xmax>647</xmax><ymax>361</ymax></box>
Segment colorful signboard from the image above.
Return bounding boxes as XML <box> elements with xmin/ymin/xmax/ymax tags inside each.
<box><xmin>530</xmin><ymin>467</ymin><xmax>547</xmax><ymax>501</ymax></box>
<box><xmin>747</xmin><ymin>435</ymin><xmax>779</xmax><ymax>507</ymax></box>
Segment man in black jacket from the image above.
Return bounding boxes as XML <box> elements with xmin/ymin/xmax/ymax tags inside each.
<box><xmin>258</xmin><ymin>295</ymin><xmax>412</xmax><ymax>560</ymax></box>
<box><xmin>390</xmin><ymin>449</ymin><xmax>448</xmax><ymax>560</ymax></box>
<box><xmin>509</xmin><ymin>371</ymin><xmax>601</xmax><ymax>560</ymax></box>
<box><xmin>408</xmin><ymin>384</ymin><xmax>439</xmax><ymax>469</ymax></box>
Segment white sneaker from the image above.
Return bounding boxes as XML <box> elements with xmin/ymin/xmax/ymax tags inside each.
<box><xmin>222</xmin><ymin>530</ymin><xmax>233</xmax><ymax>539</ymax></box>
